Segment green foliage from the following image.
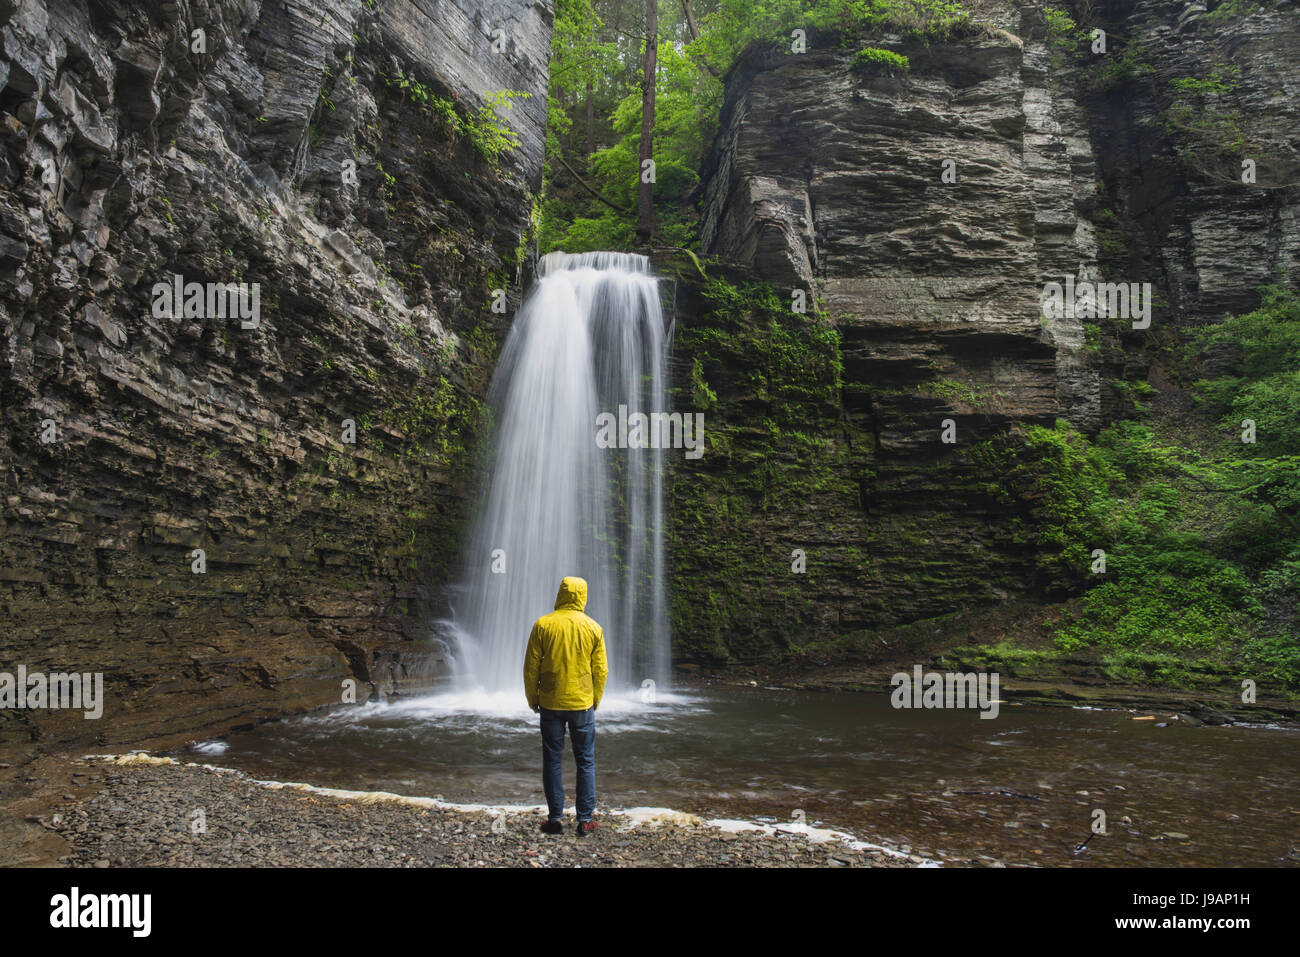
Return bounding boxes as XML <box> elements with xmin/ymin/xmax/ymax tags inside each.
<box><xmin>852</xmin><ymin>46</ymin><xmax>910</xmax><ymax>74</ymax></box>
<box><xmin>922</xmin><ymin>377</ymin><xmax>1004</xmax><ymax>412</ymax></box>
<box><xmin>1202</xmin><ymin>0</ymin><xmax>1286</xmax><ymax>26</ymax></box>
<box><xmin>381</xmin><ymin>374</ymin><xmax>486</xmax><ymax>462</ymax></box>
<box><xmin>381</xmin><ymin>68</ymin><xmax>529</xmax><ymax>164</ymax></box>
<box><xmin>1088</xmin><ymin>39</ymin><xmax>1155</xmax><ymax>92</ymax></box>
<box><xmin>1043</xmin><ymin>5</ymin><xmax>1077</xmax><ymax>42</ymax></box>
<box><xmin>1194</xmin><ymin>286</ymin><xmax>1300</xmax><ymax>407</ymax></box>
<box><xmin>999</xmin><ymin>288</ymin><xmax>1300</xmax><ymax>688</ymax></box>
<box><xmin>1013</xmin><ymin>421</ymin><xmax>1272</xmax><ymax>662</ymax></box>
<box><xmin>539</xmin><ymin>205</ymin><xmax>636</xmax><ymax>253</ymax></box>
<box><xmin>1042</xmin><ymin>6</ymin><xmax>1093</xmax><ymax>71</ymax></box>
<box><xmin>541</xmin><ymin>31</ymin><xmax>707</xmax><ymax>251</ymax></box>
<box><xmin>1044</xmin><ymin>6</ymin><xmax>1089</xmax><ymax>49</ymax></box>
<box><xmin>539</xmin><ymin>0</ymin><xmax>987</xmax><ymax>252</ymax></box>
<box><xmin>689</xmin><ymin>356</ymin><xmax>718</xmax><ymax>410</ymax></box>
<box><xmin>466</xmin><ymin>90</ymin><xmax>532</xmax><ymax>163</ymax></box>
<box><xmin>537</xmin><ymin>0</ymin><xmax>631</xmax><ymax>250</ymax></box>
<box><xmin>1163</xmin><ymin>64</ymin><xmax>1248</xmax><ymax>157</ymax></box>
<box><xmin>689</xmin><ymin>0</ymin><xmax>974</xmax><ymax>77</ymax></box>
<box><xmin>690</xmin><ymin>276</ymin><xmax>842</xmax><ymax>427</ymax></box>
<box><xmin>1193</xmin><ymin>287</ymin><xmax>1300</xmax><ymax>519</ymax></box>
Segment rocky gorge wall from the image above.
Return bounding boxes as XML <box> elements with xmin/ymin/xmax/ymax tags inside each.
<box><xmin>0</xmin><ymin>0</ymin><xmax>552</xmax><ymax>750</ymax></box>
<box><xmin>1081</xmin><ymin>0</ymin><xmax>1300</xmax><ymax>325</ymax></box>
<box><xmin>668</xmin><ymin>0</ymin><xmax>1299</xmax><ymax>663</ymax></box>
<box><xmin>3</xmin><ymin>0</ymin><xmax>1295</xmax><ymax>741</ymax></box>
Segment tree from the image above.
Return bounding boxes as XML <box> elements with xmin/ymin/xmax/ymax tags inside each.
<box><xmin>679</xmin><ymin>0</ymin><xmax>720</xmax><ymax>76</ymax></box>
<box><xmin>636</xmin><ymin>0</ymin><xmax>657</xmax><ymax>243</ymax></box>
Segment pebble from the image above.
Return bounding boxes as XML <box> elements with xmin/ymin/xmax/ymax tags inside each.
<box><xmin>46</xmin><ymin>762</ymin><xmax>928</xmax><ymax>869</ymax></box>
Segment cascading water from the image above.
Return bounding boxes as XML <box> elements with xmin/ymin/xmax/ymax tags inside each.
<box><xmin>447</xmin><ymin>251</ymin><xmax>671</xmax><ymax>697</ymax></box>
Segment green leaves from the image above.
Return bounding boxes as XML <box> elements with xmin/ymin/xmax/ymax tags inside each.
<box><xmin>1163</xmin><ymin>64</ymin><xmax>1249</xmax><ymax>156</ymax></box>
<box><xmin>1043</xmin><ymin>6</ymin><xmax>1085</xmax><ymax>55</ymax></box>
<box><xmin>381</xmin><ymin>69</ymin><xmax>527</xmax><ymax>164</ymax></box>
<box><xmin>540</xmin><ymin>0</ymin><xmax>985</xmax><ymax>253</ymax></box>
<box><xmin>1004</xmin><ymin>288</ymin><xmax>1300</xmax><ymax>686</ymax></box>
<box><xmin>1018</xmin><ymin>421</ymin><xmax>1265</xmax><ymax>655</ymax></box>
<box><xmin>1195</xmin><ymin>286</ymin><xmax>1300</xmax><ymax>393</ymax></box>
<box><xmin>1193</xmin><ymin>287</ymin><xmax>1300</xmax><ymax>519</ymax></box>
<box><xmin>466</xmin><ymin>90</ymin><xmax>531</xmax><ymax>163</ymax></box>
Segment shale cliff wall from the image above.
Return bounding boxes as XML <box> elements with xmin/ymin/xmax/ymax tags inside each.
<box><xmin>670</xmin><ymin>0</ymin><xmax>1299</xmax><ymax>662</ymax></box>
<box><xmin>0</xmin><ymin>0</ymin><xmax>552</xmax><ymax>749</ymax></box>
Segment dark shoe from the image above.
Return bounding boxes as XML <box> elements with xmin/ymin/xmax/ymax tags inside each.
<box><xmin>540</xmin><ymin>819</ymin><xmax>564</xmax><ymax>835</ymax></box>
<box><xmin>576</xmin><ymin>818</ymin><xmax>599</xmax><ymax>837</ymax></box>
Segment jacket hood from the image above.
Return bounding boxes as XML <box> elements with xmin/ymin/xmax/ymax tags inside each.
<box><xmin>554</xmin><ymin>576</ymin><xmax>588</xmax><ymax>612</ymax></box>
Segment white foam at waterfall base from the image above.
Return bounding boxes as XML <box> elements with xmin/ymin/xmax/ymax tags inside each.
<box><xmin>190</xmin><ymin>740</ymin><xmax>229</xmax><ymax>755</ymax></box>
<box><xmin>295</xmin><ymin>688</ymin><xmax>707</xmax><ymax>736</ymax></box>
<box><xmin>447</xmin><ymin>250</ymin><xmax>671</xmax><ymax>697</ymax></box>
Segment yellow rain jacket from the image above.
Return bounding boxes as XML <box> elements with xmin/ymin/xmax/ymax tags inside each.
<box><xmin>524</xmin><ymin>576</ymin><xmax>609</xmax><ymax>711</ymax></box>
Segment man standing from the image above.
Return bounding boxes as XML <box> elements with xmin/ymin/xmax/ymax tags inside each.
<box><xmin>524</xmin><ymin>576</ymin><xmax>609</xmax><ymax>836</ymax></box>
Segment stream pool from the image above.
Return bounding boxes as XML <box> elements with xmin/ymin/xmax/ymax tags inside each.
<box><xmin>198</xmin><ymin>684</ymin><xmax>1299</xmax><ymax>867</ymax></box>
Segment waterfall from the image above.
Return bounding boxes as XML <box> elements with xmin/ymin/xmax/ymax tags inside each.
<box><xmin>448</xmin><ymin>251</ymin><xmax>671</xmax><ymax>697</ymax></box>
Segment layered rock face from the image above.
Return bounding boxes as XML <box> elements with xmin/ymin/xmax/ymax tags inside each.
<box><xmin>678</xmin><ymin>13</ymin><xmax>1102</xmax><ymax>660</ymax></box>
<box><xmin>1082</xmin><ymin>0</ymin><xmax>1300</xmax><ymax>326</ymax></box>
<box><xmin>0</xmin><ymin>0</ymin><xmax>552</xmax><ymax>749</ymax></box>
<box><xmin>676</xmin><ymin>0</ymin><xmax>1299</xmax><ymax>662</ymax></box>
<box><xmin>699</xmin><ymin>16</ymin><xmax>1105</xmax><ymax>429</ymax></box>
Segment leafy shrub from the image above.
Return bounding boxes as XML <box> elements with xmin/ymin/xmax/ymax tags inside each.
<box><xmin>853</xmin><ymin>47</ymin><xmax>910</xmax><ymax>74</ymax></box>
<box><xmin>1001</xmin><ymin>288</ymin><xmax>1300</xmax><ymax>687</ymax></box>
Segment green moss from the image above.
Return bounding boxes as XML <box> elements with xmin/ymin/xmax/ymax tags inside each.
<box><xmin>670</xmin><ymin>274</ymin><xmax>854</xmax><ymax>661</ymax></box>
<box><xmin>380</xmin><ymin>373</ymin><xmax>486</xmax><ymax>464</ymax></box>
<box><xmin>1202</xmin><ymin>0</ymin><xmax>1286</xmax><ymax>27</ymax></box>
<box><xmin>689</xmin><ymin>356</ymin><xmax>717</xmax><ymax>410</ymax></box>
<box><xmin>920</xmin><ymin>377</ymin><xmax>1006</xmax><ymax>413</ymax></box>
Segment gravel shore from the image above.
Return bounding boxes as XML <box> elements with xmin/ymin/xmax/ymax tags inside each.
<box><xmin>38</xmin><ymin>756</ymin><xmax>919</xmax><ymax>868</ymax></box>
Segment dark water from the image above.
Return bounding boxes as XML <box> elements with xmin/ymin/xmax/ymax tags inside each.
<box><xmin>197</xmin><ymin>685</ymin><xmax>1300</xmax><ymax>866</ymax></box>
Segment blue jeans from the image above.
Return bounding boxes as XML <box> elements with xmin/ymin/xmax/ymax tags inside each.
<box><xmin>540</xmin><ymin>706</ymin><xmax>596</xmax><ymax>822</ymax></box>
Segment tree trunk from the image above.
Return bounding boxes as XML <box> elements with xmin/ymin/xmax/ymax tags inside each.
<box><xmin>680</xmin><ymin>0</ymin><xmax>719</xmax><ymax>76</ymax></box>
<box><xmin>586</xmin><ymin>80</ymin><xmax>595</xmax><ymax>157</ymax></box>
<box><xmin>556</xmin><ymin>151</ymin><xmax>632</xmax><ymax>215</ymax></box>
<box><xmin>636</xmin><ymin>0</ymin><xmax>657</xmax><ymax>244</ymax></box>
<box><xmin>681</xmin><ymin>0</ymin><xmax>700</xmax><ymax>40</ymax></box>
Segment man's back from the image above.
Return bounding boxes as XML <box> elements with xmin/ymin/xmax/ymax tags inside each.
<box><xmin>524</xmin><ymin>576</ymin><xmax>608</xmax><ymax>712</ymax></box>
